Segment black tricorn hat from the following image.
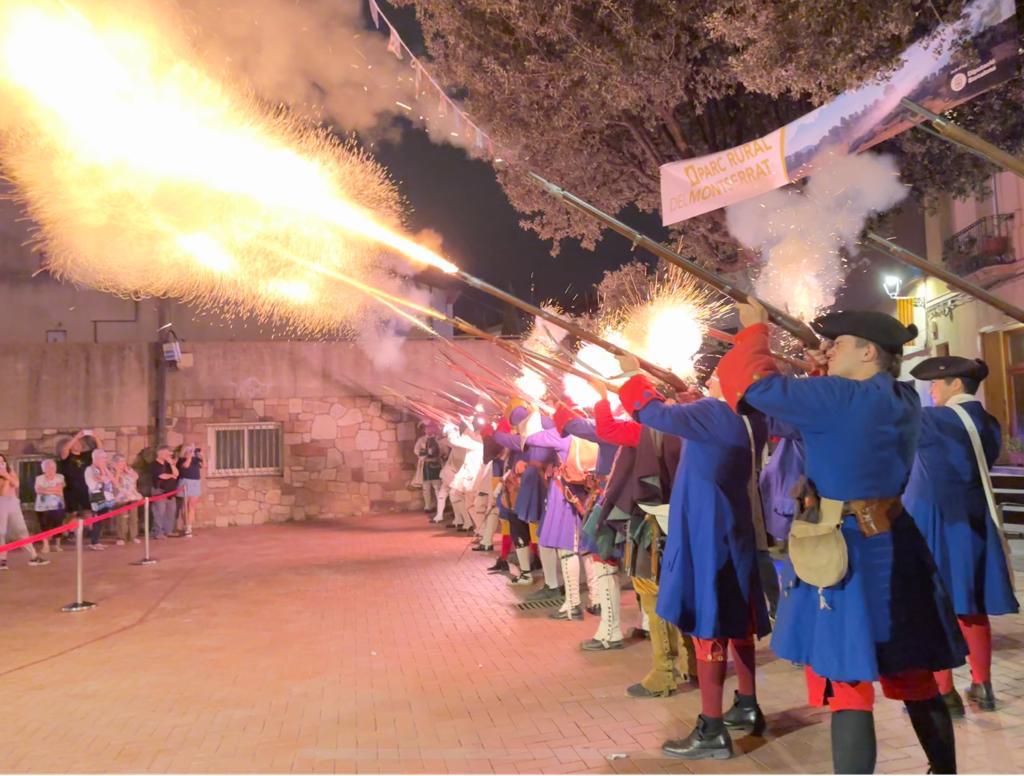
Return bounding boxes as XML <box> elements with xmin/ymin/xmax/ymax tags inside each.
<box><xmin>910</xmin><ymin>356</ymin><xmax>989</xmax><ymax>382</ymax></box>
<box><xmin>811</xmin><ymin>310</ymin><xmax>918</xmax><ymax>355</ymax></box>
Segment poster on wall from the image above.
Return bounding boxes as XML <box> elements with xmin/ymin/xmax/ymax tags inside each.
<box><xmin>659</xmin><ymin>0</ymin><xmax>1019</xmax><ymax>226</ymax></box>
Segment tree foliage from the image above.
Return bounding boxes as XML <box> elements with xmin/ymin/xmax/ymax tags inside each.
<box><xmin>401</xmin><ymin>0</ymin><xmax>1021</xmax><ymax>268</ymax></box>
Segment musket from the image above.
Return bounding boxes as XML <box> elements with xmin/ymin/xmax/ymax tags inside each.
<box><xmin>440</xmin><ymin>353</ymin><xmax>518</xmax><ymax>401</ymax></box>
<box><xmin>902</xmin><ymin>99</ymin><xmax>1024</xmax><ymax>180</ymax></box>
<box><xmin>446</xmin><ymin>278</ymin><xmax>689</xmax><ymax>389</ymax></box>
<box><xmin>317</xmin><ymin>259</ymin><xmax>688</xmax><ymax>391</ymax></box>
<box><xmin>865</xmin><ymin>232</ymin><xmax>1024</xmax><ymax>325</ymax></box>
<box><xmin>527</xmin><ymin>172</ymin><xmax>820</xmax><ymax>349</ymax></box>
<box><xmin>379</xmin><ymin>386</ymin><xmax>450</xmax><ymax>424</ymax></box>
<box><xmin>454</xmin><ymin>316</ymin><xmax>620</xmax><ymax>391</ymax></box>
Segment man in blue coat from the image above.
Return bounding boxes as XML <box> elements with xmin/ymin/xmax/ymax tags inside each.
<box><xmin>618</xmin><ymin>370</ymin><xmax>770</xmax><ymax>761</ymax></box>
<box><xmin>905</xmin><ymin>356</ymin><xmax>1019</xmax><ymax>715</ymax></box>
<box><xmin>719</xmin><ymin>303</ymin><xmax>965</xmax><ymax>774</ymax></box>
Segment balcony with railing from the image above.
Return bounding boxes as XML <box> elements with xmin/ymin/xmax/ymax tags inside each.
<box><xmin>943</xmin><ymin>213</ymin><xmax>1019</xmax><ymax>284</ymax></box>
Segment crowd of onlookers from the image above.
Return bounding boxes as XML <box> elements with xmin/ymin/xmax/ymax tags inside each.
<box><xmin>0</xmin><ymin>429</ymin><xmax>204</xmax><ymax>570</ymax></box>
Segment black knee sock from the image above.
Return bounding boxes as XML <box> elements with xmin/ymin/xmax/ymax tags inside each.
<box><xmin>905</xmin><ymin>696</ymin><xmax>956</xmax><ymax>774</ymax></box>
<box><xmin>831</xmin><ymin>710</ymin><xmax>876</xmax><ymax>774</ymax></box>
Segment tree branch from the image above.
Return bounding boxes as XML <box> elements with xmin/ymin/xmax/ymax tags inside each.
<box><xmin>659</xmin><ymin>108</ymin><xmax>692</xmax><ymax>158</ymax></box>
<box><xmin>610</xmin><ymin>119</ymin><xmax>666</xmax><ymax>172</ymax></box>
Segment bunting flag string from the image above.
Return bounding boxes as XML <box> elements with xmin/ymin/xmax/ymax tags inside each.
<box><xmin>364</xmin><ymin>0</ymin><xmax>503</xmax><ymax>162</ymax></box>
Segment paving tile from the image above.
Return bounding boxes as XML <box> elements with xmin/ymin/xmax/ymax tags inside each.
<box><xmin>2</xmin><ymin>513</ymin><xmax>1023</xmax><ymax>773</ymax></box>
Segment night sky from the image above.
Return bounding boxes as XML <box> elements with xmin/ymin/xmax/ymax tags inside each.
<box><xmin>363</xmin><ymin>5</ymin><xmax>919</xmax><ymax>331</ymax></box>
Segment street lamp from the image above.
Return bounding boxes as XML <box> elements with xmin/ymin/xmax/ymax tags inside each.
<box><xmin>883</xmin><ymin>275</ymin><xmax>902</xmax><ymax>299</ymax></box>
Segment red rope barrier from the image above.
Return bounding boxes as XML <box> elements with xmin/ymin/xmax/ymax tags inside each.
<box><xmin>0</xmin><ymin>488</ymin><xmax>181</xmax><ymax>554</ymax></box>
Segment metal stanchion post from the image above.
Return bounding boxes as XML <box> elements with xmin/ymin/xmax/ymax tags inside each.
<box><xmin>62</xmin><ymin>517</ymin><xmax>97</xmax><ymax>612</ymax></box>
<box><xmin>132</xmin><ymin>497</ymin><xmax>157</xmax><ymax>566</ymax></box>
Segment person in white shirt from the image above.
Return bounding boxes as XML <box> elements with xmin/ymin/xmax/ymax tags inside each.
<box><xmin>34</xmin><ymin>458</ymin><xmax>66</xmax><ymax>554</ymax></box>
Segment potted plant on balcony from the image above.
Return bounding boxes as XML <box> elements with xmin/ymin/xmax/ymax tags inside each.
<box><xmin>979</xmin><ymin>234</ymin><xmax>1009</xmax><ymax>257</ymax></box>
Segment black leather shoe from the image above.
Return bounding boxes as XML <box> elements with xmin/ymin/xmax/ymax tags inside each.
<box><xmin>486</xmin><ymin>559</ymin><xmax>509</xmax><ymax>574</ymax></box>
<box><xmin>661</xmin><ymin>716</ymin><xmax>733</xmax><ymax>760</ymax></box>
<box><xmin>629</xmin><ymin>627</ymin><xmax>649</xmax><ymax>640</ymax></box>
<box><xmin>942</xmin><ymin>689</ymin><xmax>965</xmax><ymax>718</ymax></box>
<box><xmin>549</xmin><ymin>605</ymin><xmax>584</xmax><ymax>620</ymax></box>
<box><xmin>586</xmin><ymin>603</ymin><xmax>601</xmax><ymax>616</ymax></box>
<box><xmin>966</xmin><ymin>681</ymin><xmax>997</xmax><ymax>711</ymax></box>
<box><xmin>471</xmin><ymin>544</ymin><xmax>493</xmax><ymax>552</ymax></box>
<box><xmin>722</xmin><ymin>692</ymin><xmax>766</xmax><ymax>735</ymax></box>
<box><xmin>626</xmin><ymin>682</ymin><xmax>675</xmax><ymax>699</ymax></box>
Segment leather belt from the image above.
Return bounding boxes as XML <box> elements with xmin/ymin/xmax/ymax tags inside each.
<box><xmin>843</xmin><ymin>497</ymin><xmax>902</xmax><ymax>538</ymax></box>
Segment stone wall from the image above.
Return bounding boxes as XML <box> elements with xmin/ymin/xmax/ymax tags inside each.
<box><xmin>165</xmin><ymin>395</ymin><xmax>420</xmax><ymax>527</ymax></box>
<box><xmin>0</xmin><ymin>337</ymin><xmax>510</xmax><ymax>529</ymax></box>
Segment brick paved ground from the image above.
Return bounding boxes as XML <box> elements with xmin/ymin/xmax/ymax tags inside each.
<box><xmin>2</xmin><ymin>513</ymin><xmax>1024</xmax><ymax>774</ymax></box>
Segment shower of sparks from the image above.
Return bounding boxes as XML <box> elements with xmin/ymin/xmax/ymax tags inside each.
<box><xmin>601</xmin><ymin>266</ymin><xmax>726</xmax><ymax>380</ymax></box>
<box><xmin>0</xmin><ymin>0</ymin><xmax>455</xmax><ymax>337</ymax></box>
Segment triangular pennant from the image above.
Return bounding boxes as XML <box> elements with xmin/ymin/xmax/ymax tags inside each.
<box><xmin>387</xmin><ymin>25</ymin><xmax>403</xmax><ymax>59</ymax></box>
<box><xmin>368</xmin><ymin>0</ymin><xmax>380</xmax><ymax>29</ymax></box>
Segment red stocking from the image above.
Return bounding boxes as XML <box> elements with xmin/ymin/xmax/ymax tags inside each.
<box><xmin>693</xmin><ymin>637</ymin><xmax>728</xmax><ymax>718</ymax></box>
<box><xmin>959</xmin><ymin>614</ymin><xmax>992</xmax><ymax>684</ymax></box>
<box><xmin>500</xmin><ymin>534</ymin><xmax>512</xmax><ymax>560</ymax></box>
<box><xmin>933</xmin><ymin>669</ymin><xmax>954</xmax><ymax>694</ymax></box>
<box><xmin>730</xmin><ymin>638</ymin><xmax>757</xmax><ymax>697</ymax></box>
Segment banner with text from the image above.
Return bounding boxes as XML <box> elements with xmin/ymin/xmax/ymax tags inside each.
<box><xmin>660</xmin><ymin>0</ymin><xmax>1018</xmax><ymax>225</ymax></box>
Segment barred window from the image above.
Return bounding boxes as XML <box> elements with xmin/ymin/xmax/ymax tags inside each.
<box><xmin>207</xmin><ymin>423</ymin><xmax>282</xmax><ymax>477</ymax></box>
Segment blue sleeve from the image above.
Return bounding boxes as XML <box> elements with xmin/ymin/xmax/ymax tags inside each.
<box><xmin>767</xmin><ymin>416</ymin><xmax>801</xmax><ymax>441</ymax></box>
<box><xmin>743</xmin><ymin>374</ymin><xmax>859</xmax><ymax>432</ymax></box>
<box><xmin>525</xmin><ymin>427</ymin><xmax>571</xmax><ymax>451</ymax></box>
<box><xmin>563</xmin><ymin>418</ymin><xmax>599</xmax><ymax>444</ymax></box>
<box><xmin>492</xmin><ymin>430</ymin><xmax>523</xmax><ymax>453</ymax></box>
<box><xmin>636</xmin><ymin>398</ymin><xmax>744</xmax><ymax>444</ymax></box>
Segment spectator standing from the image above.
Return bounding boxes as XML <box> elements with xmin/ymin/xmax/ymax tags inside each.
<box><xmin>149</xmin><ymin>446</ymin><xmax>179</xmax><ymax>539</ymax></box>
<box><xmin>413</xmin><ymin>425</ymin><xmax>443</xmax><ymax>514</ymax></box>
<box><xmin>0</xmin><ymin>453</ymin><xmax>50</xmax><ymax>569</ymax></box>
<box><xmin>59</xmin><ymin>430</ymin><xmax>93</xmax><ymax>546</ymax></box>
<box><xmin>34</xmin><ymin>458</ymin><xmax>66</xmax><ymax>553</ymax></box>
<box><xmin>83</xmin><ymin>448</ymin><xmax>117</xmax><ymax>550</ymax></box>
<box><xmin>176</xmin><ymin>444</ymin><xmax>202</xmax><ymax>538</ymax></box>
<box><xmin>112</xmin><ymin>453</ymin><xmax>142</xmax><ymax>545</ymax></box>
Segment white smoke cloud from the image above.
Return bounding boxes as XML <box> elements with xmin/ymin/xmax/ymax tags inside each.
<box><xmin>726</xmin><ymin>153</ymin><xmax>909</xmax><ymax>320</ymax></box>
<box><xmin>354</xmin><ymin>278</ymin><xmax>437</xmax><ymax>370</ymax></box>
<box><xmin>176</xmin><ymin>0</ymin><xmax>490</xmax><ymax>155</ymax></box>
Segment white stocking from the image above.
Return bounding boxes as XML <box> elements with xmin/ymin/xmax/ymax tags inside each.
<box><xmin>592</xmin><ymin>565</ymin><xmax>623</xmax><ymax>644</ymax></box>
<box><xmin>539</xmin><ymin>545</ymin><xmax>561</xmax><ymax>590</ymax></box>
<box><xmin>559</xmin><ymin>551</ymin><xmax>581</xmax><ymax>612</ymax></box>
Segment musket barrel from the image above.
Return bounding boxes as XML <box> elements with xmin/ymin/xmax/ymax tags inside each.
<box><xmin>866</xmin><ymin>232</ymin><xmax>1024</xmax><ymax>325</ymax></box>
<box><xmin>902</xmin><ymin>99</ymin><xmax>1024</xmax><ymax>180</ymax></box>
<box><xmin>527</xmin><ymin>172</ymin><xmax>820</xmax><ymax>348</ymax></box>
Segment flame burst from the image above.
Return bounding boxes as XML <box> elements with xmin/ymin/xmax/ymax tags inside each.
<box><xmin>0</xmin><ymin>0</ymin><xmax>455</xmax><ymax>336</ymax></box>
<box><xmin>602</xmin><ymin>265</ymin><xmax>725</xmax><ymax>380</ymax></box>
<box><xmin>562</xmin><ymin>334</ymin><xmax>626</xmax><ymax>409</ymax></box>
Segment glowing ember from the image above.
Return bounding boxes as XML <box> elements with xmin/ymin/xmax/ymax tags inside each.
<box><xmin>0</xmin><ymin>0</ymin><xmax>455</xmax><ymax>336</ymax></box>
